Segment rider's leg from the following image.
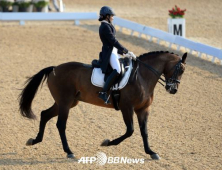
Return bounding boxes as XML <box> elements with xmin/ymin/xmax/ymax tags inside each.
<box><xmin>98</xmin><ymin>52</ymin><xmax>120</xmax><ymax>104</ymax></box>
<box><xmin>109</xmin><ymin>51</ymin><xmax>121</xmax><ymax>74</ymax></box>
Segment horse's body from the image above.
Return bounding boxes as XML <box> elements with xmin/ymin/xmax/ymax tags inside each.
<box><xmin>19</xmin><ymin>51</ymin><xmax>187</xmax><ymax>160</ymax></box>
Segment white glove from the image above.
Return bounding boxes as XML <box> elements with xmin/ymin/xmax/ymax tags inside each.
<box><xmin>125</xmin><ymin>51</ymin><xmax>137</xmax><ymax>60</ymax></box>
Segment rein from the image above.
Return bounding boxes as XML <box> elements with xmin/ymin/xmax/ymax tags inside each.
<box><xmin>136</xmin><ymin>58</ymin><xmax>166</xmax><ymax>86</ymax></box>
<box><xmin>136</xmin><ymin>57</ymin><xmax>183</xmax><ymax>87</ymax></box>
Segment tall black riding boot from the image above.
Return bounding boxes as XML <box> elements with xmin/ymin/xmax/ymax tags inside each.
<box><xmin>99</xmin><ymin>69</ymin><xmax>120</xmax><ymax>104</ymax></box>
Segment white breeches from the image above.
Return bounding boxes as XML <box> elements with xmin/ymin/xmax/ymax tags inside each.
<box><xmin>109</xmin><ymin>47</ymin><xmax>121</xmax><ymax>74</ymax></box>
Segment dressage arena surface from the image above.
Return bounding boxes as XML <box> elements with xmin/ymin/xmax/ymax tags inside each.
<box><xmin>0</xmin><ymin>0</ymin><xmax>222</xmax><ymax>169</ymax></box>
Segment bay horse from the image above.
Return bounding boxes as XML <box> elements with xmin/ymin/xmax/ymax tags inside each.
<box><xmin>19</xmin><ymin>51</ymin><xmax>187</xmax><ymax>160</ymax></box>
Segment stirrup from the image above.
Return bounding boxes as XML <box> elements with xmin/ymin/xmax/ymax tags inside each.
<box><xmin>98</xmin><ymin>92</ymin><xmax>111</xmax><ymax>104</ymax></box>
<box><xmin>105</xmin><ymin>94</ymin><xmax>111</xmax><ymax>104</ymax></box>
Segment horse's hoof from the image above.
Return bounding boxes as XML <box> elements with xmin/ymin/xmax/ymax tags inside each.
<box><xmin>151</xmin><ymin>153</ymin><xmax>161</xmax><ymax>160</ymax></box>
<box><xmin>101</xmin><ymin>139</ymin><xmax>110</xmax><ymax>146</ymax></box>
<box><xmin>26</xmin><ymin>138</ymin><xmax>34</xmax><ymax>146</ymax></box>
<box><xmin>67</xmin><ymin>154</ymin><xmax>75</xmax><ymax>159</ymax></box>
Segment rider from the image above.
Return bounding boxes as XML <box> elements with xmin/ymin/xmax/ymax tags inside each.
<box><xmin>98</xmin><ymin>6</ymin><xmax>136</xmax><ymax>104</ymax></box>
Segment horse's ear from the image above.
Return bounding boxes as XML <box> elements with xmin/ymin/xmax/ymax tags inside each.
<box><xmin>182</xmin><ymin>52</ymin><xmax>187</xmax><ymax>63</ymax></box>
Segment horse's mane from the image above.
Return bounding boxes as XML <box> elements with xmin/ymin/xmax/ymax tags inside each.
<box><xmin>138</xmin><ymin>51</ymin><xmax>179</xmax><ymax>59</ymax></box>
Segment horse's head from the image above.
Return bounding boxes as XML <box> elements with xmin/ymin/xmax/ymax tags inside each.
<box><xmin>163</xmin><ymin>52</ymin><xmax>187</xmax><ymax>94</ymax></box>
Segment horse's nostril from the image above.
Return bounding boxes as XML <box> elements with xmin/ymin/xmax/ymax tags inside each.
<box><xmin>171</xmin><ymin>89</ymin><xmax>177</xmax><ymax>94</ymax></box>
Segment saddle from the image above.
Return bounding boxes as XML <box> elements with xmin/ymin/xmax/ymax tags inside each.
<box><xmin>92</xmin><ymin>57</ymin><xmax>130</xmax><ymax>80</ymax></box>
<box><xmin>91</xmin><ymin>57</ymin><xmax>132</xmax><ymax>89</ymax></box>
<box><xmin>91</xmin><ymin>57</ymin><xmax>135</xmax><ymax>110</ymax></box>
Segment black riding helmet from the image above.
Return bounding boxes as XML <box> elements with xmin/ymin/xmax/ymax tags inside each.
<box><xmin>99</xmin><ymin>6</ymin><xmax>115</xmax><ymax>21</ymax></box>
<box><xmin>100</xmin><ymin>6</ymin><xmax>115</xmax><ymax>16</ymax></box>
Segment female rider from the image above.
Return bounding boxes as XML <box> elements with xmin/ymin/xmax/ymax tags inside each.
<box><xmin>98</xmin><ymin>6</ymin><xmax>136</xmax><ymax>104</ymax></box>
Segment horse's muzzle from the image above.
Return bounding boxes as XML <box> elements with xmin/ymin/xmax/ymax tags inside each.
<box><xmin>170</xmin><ymin>88</ymin><xmax>177</xmax><ymax>94</ymax></box>
<box><xmin>166</xmin><ymin>84</ymin><xmax>178</xmax><ymax>94</ymax></box>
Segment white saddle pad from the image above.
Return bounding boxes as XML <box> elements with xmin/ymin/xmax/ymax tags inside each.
<box><xmin>91</xmin><ymin>59</ymin><xmax>133</xmax><ymax>90</ymax></box>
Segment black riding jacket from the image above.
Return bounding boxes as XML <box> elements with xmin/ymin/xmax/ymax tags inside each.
<box><xmin>99</xmin><ymin>21</ymin><xmax>128</xmax><ymax>74</ymax></box>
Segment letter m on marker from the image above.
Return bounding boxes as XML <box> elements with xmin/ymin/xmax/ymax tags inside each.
<box><xmin>173</xmin><ymin>24</ymin><xmax>182</xmax><ymax>36</ymax></box>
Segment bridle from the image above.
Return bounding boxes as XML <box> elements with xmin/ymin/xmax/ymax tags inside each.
<box><xmin>136</xmin><ymin>58</ymin><xmax>183</xmax><ymax>87</ymax></box>
<box><xmin>165</xmin><ymin>60</ymin><xmax>182</xmax><ymax>86</ymax></box>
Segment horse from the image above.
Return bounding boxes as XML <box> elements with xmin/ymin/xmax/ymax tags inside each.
<box><xmin>19</xmin><ymin>51</ymin><xmax>187</xmax><ymax>160</ymax></box>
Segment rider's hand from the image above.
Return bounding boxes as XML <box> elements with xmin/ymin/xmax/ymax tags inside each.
<box><xmin>126</xmin><ymin>51</ymin><xmax>137</xmax><ymax>60</ymax></box>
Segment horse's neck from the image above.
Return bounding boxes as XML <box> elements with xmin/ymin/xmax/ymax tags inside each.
<box><xmin>137</xmin><ymin>56</ymin><xmax>166</xmax><ymax>90</ymax></box>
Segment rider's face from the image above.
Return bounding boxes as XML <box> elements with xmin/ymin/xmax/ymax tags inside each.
<box><xmin>106</xmin><ymin>15</ymin><xmax>114</xmax><ymax>22</ymax></box>
<box><xmin>110</xmin><ymin>15</ymin><xmax>114</xmax><ymax>22</ymax></box>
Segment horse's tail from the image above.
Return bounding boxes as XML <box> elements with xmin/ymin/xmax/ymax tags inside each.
<box><xmin>19</xmin><ymin>66</ymin><xmax>55</xmax><ymax>119</ymax></box>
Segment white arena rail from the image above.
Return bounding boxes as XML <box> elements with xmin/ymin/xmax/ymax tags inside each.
<box><xmin>112</xmin><ymin>17</ymin><xmax>144</xmax><ymax>36</ymax></box>
<box><xmin>0</xmin><ymin>12</ymin><xmax>98</xmax><ymax>25</ymax></box>
<box><xmin>113</xmin><ymin>17</ymin><xmax>222</xmax><ymax>65</ymax></box>
<box><xmin>1</xmin><ymin>13</ymin><xmax>221</xmax><ymax>64</ymax></box>
<box><xmin>142</xmin><ymin>26</ymin><xmax>175</xmax><ymax>46</ymax></box>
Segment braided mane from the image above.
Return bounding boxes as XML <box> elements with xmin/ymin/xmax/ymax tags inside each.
<box><xmin>138</xmin><ymin>51</ymin><xmax>179</xmax><ymax>59</ymax></box>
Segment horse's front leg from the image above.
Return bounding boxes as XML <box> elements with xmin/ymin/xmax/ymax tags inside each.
<box><xmin>135</xmin><ymin>107</ymin><xmax>160</xmax><ymax>160</ymax></box>
<box><xmin>101</xmin><ymin>106</ymin><xmax>134</xmax><ymax>146</ymax></box>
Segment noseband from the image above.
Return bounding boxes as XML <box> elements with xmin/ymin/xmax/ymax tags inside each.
<box><xmin>136</xmin><ymin>58</ymin><xmax>183</xmax><ymax>87</ymax></box>
<box><xmin>165</xmin><ymin>60</ymin><xmax>182</xmax><ymax>85</ymax></box>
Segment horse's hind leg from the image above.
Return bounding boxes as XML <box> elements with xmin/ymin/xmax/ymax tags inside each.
<box><xmin>56</xmin><ymin>104</ymin><xmax>74</xmax><ymax>158</ymax></box>
<box><xmin>55</xmin><ymin>99</ymin><xmax>79</xmax><ymax>158</ymax></box>
<box><xmin>101</xmin><ymin>106</ymin><xmax>134</xmax><ymax>146</ymax></box>
<box><xmin>135</xmin><ymin>107</ymin><xmax>160</xmax><ymax>160</ymax></box>
<box><xmin>26</xmin><ymin>103</ymin><xmax>58</xmax><ymax>146</ymax></box>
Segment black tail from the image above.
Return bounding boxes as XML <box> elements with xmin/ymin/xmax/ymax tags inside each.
<box><xmin>19</xmin><ymin>66</ymin><xmax>55</xmax><ymax>119</ymax></box>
